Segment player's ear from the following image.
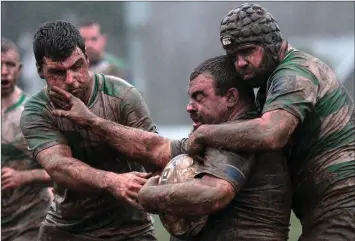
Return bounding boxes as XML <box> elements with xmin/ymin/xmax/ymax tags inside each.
<box><xmin>36</xmin><ymin>62</ymin><xmax>44</xmax><ymax>79</ymax></box>
<box><xmin>226</xmin><ymin>88</ymin><xmax>239</xmax><ymax>107</ymax></box>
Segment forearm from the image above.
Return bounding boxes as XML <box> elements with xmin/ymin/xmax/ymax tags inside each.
<box><xmin>196</xmin><ymin>110</ymin><xmax>297</xmax><ymax>152</ymax></box>
<box><xmin>85</xmin><ymin>117</ymin><xmax>171</xmax><ymax>169</ymax></box>
<box><xmin>20</xmin><ymin>169</ymin><xmax>53</xmax><ymax>187</ymax></box>
<box><xmin>46</xmin><ymin>156</ymin><xmax>115</xmax><ymax>193</ymax></box>
<box><xmin>197</xmin><ymin>119</ymin><xmax>273</xmax><ymax>152</ymax></box>
<box><xmin>139</xmin><ymin>181</ymin><xmax>225</xmax><ymax>217</ymax></box>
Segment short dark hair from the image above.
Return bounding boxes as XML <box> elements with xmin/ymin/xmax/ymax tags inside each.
<box><xmin>33</xmin><ymin>20</ymin><xmax>86</xmax><ymax>67</ymax></box>
<box><xmin>190</xmin><ymin>55</ymin><xmax>255</xmax><ymax>104</ymax></box>
<box><xmin>1</xmin><ymin>38</ymin><xmax>19</xmax><ymax>55</ymax></box>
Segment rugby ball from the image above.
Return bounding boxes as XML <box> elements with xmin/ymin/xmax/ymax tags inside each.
<box><xmin>158</xmin><ymin>154</ymin><xmax>208</xmax><ymax>238</ymax></box>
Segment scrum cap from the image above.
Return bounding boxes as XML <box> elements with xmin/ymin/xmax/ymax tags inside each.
<box><xmin>220</xmin><ymin>3</ymin><xmax>283</xmax><ymax>62</ymax></box>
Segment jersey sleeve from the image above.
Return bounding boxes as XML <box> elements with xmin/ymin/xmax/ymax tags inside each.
<box><xmin>120</xmin><ymin>87</ymin><xmax>158</xmax><ymax>133</ymax></box>
<box><xmin>170</xmin><ymin>138</ymin><xmax>189</xmax><ymax>158</ymax></box>
<box><xmin>195</xmin><ymin>148</ymin><xmax>255</xmax><ymax>193</ymax></box>
<box><xmin>20</xmin><ymin>101</ymin><xmax>68</xmax><ymax>159</ymax></box>
<box><xmin>262</xmin><ymin>66</ymin><xmax>319</xmax><ymax>123</ymax></box>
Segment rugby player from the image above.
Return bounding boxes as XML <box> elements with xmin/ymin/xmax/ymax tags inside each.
<box><xmin>1</xmin><ymin>38</ymin><xmax>52</xmax><ymax>241</ymax></box>
<box><xmin>20</xmin><ymin>21</ymin><xmax>157</xmax><ymax>241</ymax></box>
<box><xmin>48</xmin><ymin>55</ymin><xmax>292</xmax><ymax>241</ymax></box>
<box><xmin>187</xmin><ymin>3</ymin><xmax>355</xmax><ymax>240</ymax></box>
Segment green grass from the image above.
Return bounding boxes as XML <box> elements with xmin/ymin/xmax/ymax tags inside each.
<box><xmin>153</xmin><ymin>212</ymin><xmax>302</xmax><ymax>241</ymax></box>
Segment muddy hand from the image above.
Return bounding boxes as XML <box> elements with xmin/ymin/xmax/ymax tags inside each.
<box><xmin>143</xmin><ymin>175</ymin><xmax>160</xmax><ymax>188</ymax></box>
<box><xmin>49</xmin><ymin>86</ymin><xmax>97</xmax><ymax>126</ymax></box>
<box><xmin>186</xmin><ymin>128</ymin><xmax>206</xmax><ymax>163</ymax></box>
<box><xmin>137</xmin><ymin>175</ymin><xmax>161</xmax><ymax>213</ymax></box>
<box><xmin>1</xmin><ymin>167</ymin><xmax>25</xmax><ymax>191</ymax></box>
<box><xmin>110</xmin><ymin>172</ymin><xmax>152</xmax><ymax>211</ymax></box>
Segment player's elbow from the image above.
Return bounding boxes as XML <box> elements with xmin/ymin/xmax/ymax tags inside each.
<box><xmin>43</xmin><ymin>160</ymin><xmax>64</xmax><ymax>182</ymax></box>
<box><xmin>37</xmin><ymin>153</ymin><xmax>67</xmax><ymax>184</ymax></box>
<box><xmin>212</xmin><ymin>186</ymin><xmax>236</xmax><ymax>213</ymax></box>
<box><xmin>264</xmin><ymin>132</ymin><xmax>287</xmax><ymax>150</ymax></box>
<box><xmin>260</xmin><ymin>120</ymin><xmax>289</xmax><ymax>151</ymax></box>
<box><xmin>196</xmin><ymin>180</ymin><xmax>236</xmax><ymax>215</ymax></box>
<box><xmin>260</xmin><ymin>110</ymin><xmax>299</xmax><ymax>150</ymax></box>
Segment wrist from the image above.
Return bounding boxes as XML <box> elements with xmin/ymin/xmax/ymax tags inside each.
<box><xmin>18</xmin><ymin>170</ymin><xmax>32</xmax><ymax>185</ymax></box>
<box><xmin>84</xmin><ymin>115</ymin><xmax>102</xmax><ymax>128</ymax></box>
<box><xmin>103</xmin><ymin>172</ymin><xmax>121</xmax><ymax>193</ymax></box>
<box><xmin>195</xmin><ymin>125</ymin><xmax>207</xmax><ymax>143</ymax></box>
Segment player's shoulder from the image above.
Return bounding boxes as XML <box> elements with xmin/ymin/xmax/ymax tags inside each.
<box><xmin>269</xmin><ymin>48</ymin><xmax>319</xmax><ymax>84</ymax></box>
<box><xmin>23</xmin><ymin>88</ymin><xmax>49</xmax><ymax>112</ymax></box>
<box><xmin>96</xmin><ymin>73</ymin><xmax>135</xmax><ymax>99</ymax></box>
<box><xmin>20</xmin><ymin>88</ymin><xmax>52</xmax><ymax>129</ymax></box>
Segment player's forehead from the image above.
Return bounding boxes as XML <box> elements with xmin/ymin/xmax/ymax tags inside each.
<box><xmin>188</xmin><ymin>73</ymin><xmax>214</xmax><ymax>95</ymax></box>
<box><xmin>43</xmin><ymin>47</ymin><xmax>84</xmax><ymax>69</ymax></box>
<box><xmin>1</xmin><ymin>49</ymin><xmax>20</xmax><ymax>62</ymax></box>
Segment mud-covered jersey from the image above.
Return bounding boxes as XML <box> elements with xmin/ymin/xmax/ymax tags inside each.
<box><xmin>259</xmin><ymin>48</ymin><xmax>355</xmax><ymax>221</ymax></box>
<box><xmin>20</xmin><ymin>74</ymin><xmax>157</xmax><ymax>239</ymax></box>
<box><xmin>170</xmin><ymin>113</ymin><xmax>292</xmax><ymax>241</ymax></box>
<box><xmin>1</xmin><ymin>91</ymin><xmax>51</xmax><ymax>241</ymax></box>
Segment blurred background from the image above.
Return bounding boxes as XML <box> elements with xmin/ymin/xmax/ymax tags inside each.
<box><xmin>2</xmin><ymin>1</ymin><xmax>354</xmax><ymax>240</ymax></box>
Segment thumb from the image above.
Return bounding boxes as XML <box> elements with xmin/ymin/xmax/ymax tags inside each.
<box><xmin>134</xmin><ymin>172</ymin><xmax>153</xmax><ymax>178</ymax></box>
<box><xmin>51</xmin><ymin>109</ymin><xmax>69</xmax><ymax>118</ymax></box>
<box><xmin>152</xmin><ymin>175</ymin><xmax>160</xmax><ymax>182</ymax></box>
<box><xmin>148</xmin><ymin>175</ymin><xmax>160</xmax><ymax>185</ymax></box>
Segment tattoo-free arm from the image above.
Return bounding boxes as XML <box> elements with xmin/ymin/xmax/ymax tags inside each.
<box><xmin>193</xmin><ymin>72</ymin><xmax>318</xmax><ymax>153</ymax></box>
<box><xmin>86</xmin><ymin>117</ymin><xmax>172</xmax><ymax>170</ymax></box>
<box><xmin>87</xmin><ymin>86</ymin><xmax>173</xmax><ymax>170</ymax></box>
<box><xmin>36</xmin><ymin>144</ymin><xmax>118</xmax><ymax>194</ymax></box>
<box><xmin>138</xmin><ymin>174</ymin><xmax>235</xmax><ymax>217</ymax></box>
<box><xmin>18</xmin><ymin>169</ymin><xmax>52</xmax><ymax>187</ymax></box>
<box><xmin>49</xmin><ymin>86</ymin><xmax>173</xmax><ymax>171</ymax></box>
<box><xmin>195</xmin><ymin>109</ymin><xmax>299</xmax><ymax>152</ymax></box>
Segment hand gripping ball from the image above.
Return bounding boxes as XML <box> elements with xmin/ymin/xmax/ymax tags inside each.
<box><xmin>158</xmin><ymin>154</ymin><xmax>208</xmax><ymax>239</ymax></box>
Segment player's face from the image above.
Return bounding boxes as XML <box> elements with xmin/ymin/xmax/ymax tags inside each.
<box><xmin>1</xmin><ymin>49</ymin><xmax>21</xmax><ymax>97</ymax></box>
<box><xmin>187</xmin><ymin>74</ymin><xmax>229</xmax><ymax>130</ymax></box>
<box><xmin>79</xmin><ymin>24</ymin><xmax>106</xmax><ymax>65</ymax></box>
<box><xmin>40</xmin><ymin>47</ymin><xmax>92</xmax><ymax>104</ymax></box>
<box><xmin>226</xmin><ymin>44</ymin><xmax>267</xmax><ymax>87</ymax></box>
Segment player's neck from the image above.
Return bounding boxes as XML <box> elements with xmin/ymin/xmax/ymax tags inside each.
<box><xmin>1</xmin><ymin>86</ymin><xmax>22</xmax><ymax>113</ymax></box>
<box><xmin>279</xmin><ymin>41</ymin><xmax>293</xmax><ymax>61</ymax></box>
<box><xmin>227</xmin><ymin>103</ymin><xmax>254</xmax><ymax>121</ymax></box>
